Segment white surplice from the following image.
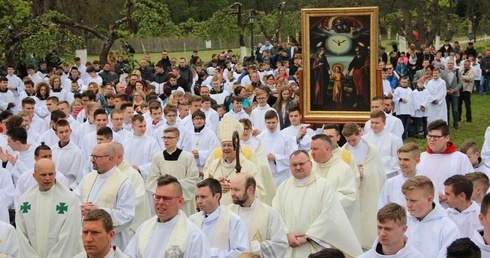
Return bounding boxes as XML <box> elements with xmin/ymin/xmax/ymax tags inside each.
<box><xmin>471</xmin><ymin>229</ymin><xmax>490</xmax><ymax>257</ymax></box>
<box><xmin>0</xmin><ymin>221</ymin><xmax>19</xmax><ymax>257</ymax></box>
<box><xmin>406</xmin><ymin>203</ymin><xmax>460</xmax><ymax>258</ymax></box>
<box><xmin>281</xmin><ymin>124</ymin><xmax>316</xmax><ymax>151</ymax></box>
<box><xmin>418</xmin><ymin>149</ymin><xmax>474</xmax><ymax>199</ymax></box>
<box><xmin>363</xmin><ymin>129</ymin><xmax>403</xmax><ymax>178</ymax></box>
<box><xmin>358</xmin><ymin>236</ymin><xmax>425</xmax><ymax>258</ymax></box>
<box><xmin>363</xmin><ymin>113</ymin><xmax>404</xmax><ymax>138</ymax></box>
<box><xmin>250</xmin><ymin>105</ymin><xmax>274</xmax><ymax>132</ymax></box>
<box><xmin>257</xmin><ymin>129</ymin><xmax>296</xmax><ymax>188</ymax></box>
<box><xmin>6</xmin><ymin>144</ymin><xmax>36</xmax><ymax>186</ymax></box>
<box><xmin>446</xmin><ymin>201</ymin><xmax>481</xmax><ymax>238</ymax></box>
<box><xmin>191</xmin><ymin>126</ymin><xmax>220</xmax><ymax>172</ymax></box>
<box><xmin>51</xmin><ymin>141</ymin><xmax>85</xmax><ymax>189</ymax></box>
<box><xmin>122</xmin><ymin>135</ymin><xmax>160</xmax><ymax>180</ymax></box>
<box><xmin>0</xmin><ymin>167</ymin><xmax>14</xmax><ymax>217</ymax></box>
<box><xmin>189</xmin><ymin>206</ymin><xmax>250</xmax><ymax>258</ymax></box>
<box><xmin>223</xmin><ymin>109</ymin><xmax>249</xmax><ymax>122</ymax></box>
<box><xmin>426</xmin><ymin>77</ymin><xmax>448</xmax><ymax>124</ymax></box>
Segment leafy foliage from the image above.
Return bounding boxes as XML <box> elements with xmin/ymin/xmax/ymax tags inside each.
<box><xmin>0</xmin><ymin>0</ymin><xmax>82</xmax><ymax>65</ymax></box>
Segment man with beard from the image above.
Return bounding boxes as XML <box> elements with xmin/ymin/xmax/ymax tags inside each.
<box><xmin>229</xmin><ymin>173</ymin><xmax>288</xmax><ymax>258</ymax></box>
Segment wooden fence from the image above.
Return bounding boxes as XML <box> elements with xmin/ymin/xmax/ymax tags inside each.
<box><xmin>86</xmin><ymin>35</ymin><xmax>268</xmax><ymax>55</ymax></box>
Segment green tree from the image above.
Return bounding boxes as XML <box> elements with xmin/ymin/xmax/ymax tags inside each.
<box><xmin>0</xmin><ymin>0</ymin><xmax>82</xmax><ymax>65</ymax></box>
<box><xmin>50</xmin><ymin>0</ymin><xmax>177</xmax><ymax>63</ymax></box>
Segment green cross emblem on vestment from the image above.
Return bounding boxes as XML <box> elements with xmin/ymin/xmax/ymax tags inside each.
<box><xmin>20</xmin><ymin>202</ymin><xmax>31</xmax><ymax>213</ymax></box>
<box><xmin>56</xmin><ymin>202</ymin><xmax>68</xmax><ymax>214</ymax></box>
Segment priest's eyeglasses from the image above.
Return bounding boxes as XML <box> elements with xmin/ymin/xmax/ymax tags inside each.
<box><xmin>162</xmin><ymin>136</ymin><xmax>178</xmax><ymax>140</ymax></box>
<box><xmin>426</xmin><ymin>134</ymin><xmax>445</xmax><ymax>140</ymax></box>
<box><xmin>152</xmin><ymin>194</ymin><xmax>180</xmax><ymax>203</ymax></box>
<box><xmin>291</xmin><ymin>160</ymin><xmax>310</xmax><ymax>167</ymax></box>
<box><xmin>90</xmin><ymin>155</ymin><xmax>110</xmax><ymax>160</ymax></box>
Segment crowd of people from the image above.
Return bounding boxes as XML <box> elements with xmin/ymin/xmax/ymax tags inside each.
<box><xmin>379</xmin><ymin>41</ymin><xmax>490</xmax><ymax>141</ymax></box>
<box><xmin>0</xmin><ymin>39</ymin><xmax>489</xmax><ymax>258</ymax></box>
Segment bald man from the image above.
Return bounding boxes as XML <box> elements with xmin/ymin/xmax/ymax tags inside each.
<box><xmin>229</xmin><ymin>173</ymin><xmax>288</xmax><ymax>258</ymax></box>
<box><xmin>75</xmin><ymin>143</ymin><xmax>135</xmax><ymax>251</ymax></box>
<box><xmin>16</xmin><ymin>159</ymin><xmax>83</xmax><ymax>258</ymax></box>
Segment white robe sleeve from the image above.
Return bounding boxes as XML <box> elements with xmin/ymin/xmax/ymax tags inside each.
<box><xmin>210</xmin><ymin>217</ymin><xmax>250</xmax><ymax>258</ymax></box>
<box><xmin>186</xmin><ymin>226</ymin><xmax>212</xmax><ymax>258</ymax></box>
<box><xmin>0</xmin><ymin>222</ymin><xmax>19</xmax><ymax>258</ymax></box>
<box><xmin>482</xmin><ymin>127</ymin><xmax>490</xmax><ymax>165</ymax></box>
<box><xmin>101</xmin><ymin>180</ymin><xmax>135</xmax><ymax>234</ymax></box>
<box><xmin>250</xmin><ymin>208</ymin><xmax>288</xmax><ymax>258</ymax></box>
<box><xmin>0</xmin><ymin>168</ymin><xmax>14</xmax><ymax>208</ymax></box>
<box><xmin>271</xmin><ymin>136</ymin><xmax>297</xmax><ymax>177</ymax></box>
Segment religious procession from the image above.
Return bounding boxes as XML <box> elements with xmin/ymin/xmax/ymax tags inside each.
<box><xmin>0</xmin><ymin>35</ymin><xmax>490</xmax><ymax>258</ymax></box>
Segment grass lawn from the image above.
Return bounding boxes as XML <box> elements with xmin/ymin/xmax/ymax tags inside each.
<box><xmin>405</xmin><ymin>93</ymin><xmax>489</xmax><ymax>151</ymax></box>
<box><xmin>87</xmin><ymin>48</ymin><xmax>242</xmax><ymax>65</ymax></box>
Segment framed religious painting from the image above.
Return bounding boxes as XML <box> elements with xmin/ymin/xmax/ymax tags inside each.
<box><xmin>301</xmin><ymin>7</ymin><xmax>380</xmax><ymax>124</ymax></box>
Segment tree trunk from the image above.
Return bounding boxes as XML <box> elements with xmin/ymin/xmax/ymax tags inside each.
<box><xmin>275</xmin><ymin>2</ymin><xmax>285</xmax><ymax>43</ymax></box>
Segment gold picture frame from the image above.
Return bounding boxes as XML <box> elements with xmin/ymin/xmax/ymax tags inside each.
<box><xmin>301</xmin><ymin>7</ymin><xmax>379</xmax><ymax>124</ymax></box>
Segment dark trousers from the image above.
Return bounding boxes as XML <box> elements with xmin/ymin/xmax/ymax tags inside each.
<box><xmin>397</xmin><ymin>114</ymin><xmax>411</xmax><ymax>140</ymax></box>
<box><xmin>413</xmin><ymin>117</ymin><xmax>427</xmax><ymax>136</ymax></box>
<box><xmin>446</xmin><ymin>95</ymin><xmax>459</xmax><ymax>127</ymax></box>
<box><xmin>459</xmin><ymin>91</ymin><xmax>472</xmax><ymax>122</ymax></box>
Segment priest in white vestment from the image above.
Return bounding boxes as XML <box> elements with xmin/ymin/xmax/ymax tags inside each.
<box><xmin>342</xmin><ymin>123</ymin><xmax>386</xmax><ymax>249</ymax></box>
<box><xmin>16</xmin><ymin>159</ymin><xmax>83</xmax><ymax>258</ymax></box>
<box><xmin>310</xmin><ymin>134</ymin><xmax>361</xmax><ymax>242</ymax></box>
<box><xmin>363</xmin><ymin>110</ymin><xmax>403</xmax><ymax>178</ymax></box>
<box><xmin>75</xmin><ymin>143</ymin><xmax>135</xmax><ymax>251</ymax></box>
<box><xmin>147</xmin><ymin>127</ymin><xmax>200</xmax><ymax>216</ymax></box>
<box><xmin>126</xmin><ymin>175</ymin><xmax>209</xmax><ymax>258</ymax></box>
<box><xmin>272</xmin><ymin>150</ymin><xmax>363</xmax><ymax>258</ymax></box>
<box><xmin>121</xmin><ymin>114</ymin><xmax>160</xmax><ymax>180</ymax></box>
<box><xmin>358</xmin><ymin>203</ymin><xmax>425</xmax><ymax>258</ymax></box>
<box><xmin>444</xmin><ymin>175</ymin><xmax>481</xmax><ymax>238</ymax></box>
<box><xmin>229</xmin><ymin>173</ymin><xmax>288</xmax><ymax>258</ymax></box>
<box><xmin>417</xmin><ymin>119</ymin><xmax>474</xmax><ymax>205</ymax></box>
<box><xmin>203</xmin><ymin>116</ymin><xmax>267</xmax><ymax>206</ymax></box>
<box><xmin>257</xmin><ymin>110</ymin><xmax>296</xmax><ymax>187</ymax></box>
<box><xmin>0</xmin><ymin>220</ymin><xmax>19</xmax><ymax>257</ymax></box>
<box><xmin>113</xmin><ymin>142</ymin><xmax>151</xmax><ymax>239</ymax></box>
<box><xmin>189</xmin><ymin>178</ymin><xmax>250</xmax><ymax>257</ymax></box>
<box><xmin>471</xmin><ymin>193</ymin><xmax>490</xmax><ymax>256</ymax></box>
<box><xmin>73</xmin><ymin>209</ymin><xmax>129</xmax><ymax>258</ymax></box>
<box><xmin>403</xmin><ymin>176</ymin><xmax>460</xmax><ymax>258</ymax></box>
